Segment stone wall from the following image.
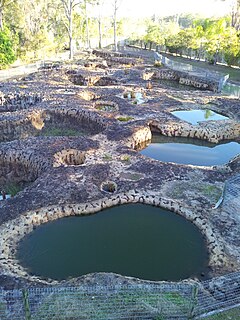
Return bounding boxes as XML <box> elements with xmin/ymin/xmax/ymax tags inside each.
<box><xmin>150</xmin><ymin>120</ymin><xmax>240</xmax><ymax>143</ymax></box>
<box><xmin>0</xmin><ymin>93</ymin><xmax>42</xmax><ymax>112</ymax></box>
<box><xmin>152</xmin><ymin>68</ymin><xmax>219</xmax><ymax>91</ymax></box>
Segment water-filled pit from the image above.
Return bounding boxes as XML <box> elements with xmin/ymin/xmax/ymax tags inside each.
<box><xmin>16</xmin><ymin>204</ymin><xmax>209</xmax><ymax>281</ymax></box>
<box><xmin>171</xmin><ymin>109</ymin><xmax>229</xmax><ymax>125</ymax></box>
<box><xmin>121</xmin><ymin>92</ymin><xmax>145</xmax><ymax>104</ymax></box>
<box><xmin>139</xmin><ymin>134</ymin><xmax>240</xmax><ymax>166</ymax></box>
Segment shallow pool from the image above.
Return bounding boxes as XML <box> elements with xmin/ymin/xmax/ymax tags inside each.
<box><xmin>171</xmin><ymin>109</ymin><xmax>229</xmax><ymax>125</ymax></box>
<box><xmin>16</xmin><ymin>204</ymin><xmax>209</xmax><ymax>281</ymax></box>
<box><xmin>139</xmin><ymin>134</ymin><xmax>240</xmax><ymax>166</ymax></box>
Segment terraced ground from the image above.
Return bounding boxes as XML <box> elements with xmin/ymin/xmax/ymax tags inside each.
<box><xmin>0</xmin><ymin>48</ymin><xmax>239</xmax><ymax>319</ymax></box>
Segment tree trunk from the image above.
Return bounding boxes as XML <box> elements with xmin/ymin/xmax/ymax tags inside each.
<box><xmin>113</xmin><ymin>10</ymin><xmax>117</xmax><ymax>51</ymax></box>
<box><xmin>69</xmin><ymin>34</ymin><xmax>73</xmax><ymax>59</ymax></box>
<box><xmin>98</xmin><ymin>18</ymin><xmax>102</xmax><ymax>49</ymax></box>
<box><xmin>0</xmin><ymin>8</ymin><xmax>3</xmax><ymax>31</ymax></box>
<box><xmin>69</xmin><ymin>1</ymin><xmax>73</xmax><ymax>59</ymax></box>
<box><xmin>231</xmin><ymin>0</ymin><xmax>240</xmax><ymax>31</ymax></box>
<box><xmin>85</xmin><ymin>0</ymin><xmax>90</xmax><ymax>48</ymax></box>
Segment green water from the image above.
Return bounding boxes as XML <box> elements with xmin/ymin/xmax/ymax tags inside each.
<box><xmin>16</xmin><ymin>204</ymin><xmax>209</xmax><ymax>281</ymax></box>
<box><xmin>140</xmin><ymin>134</ymin><xmax>240</xmax><ymax>166</ymax></box>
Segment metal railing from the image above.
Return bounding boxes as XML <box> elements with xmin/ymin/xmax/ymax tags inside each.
<box><xmin>1</xmin><ymin>272</ymin><xmax>240</xmax><ymax>319</ymax></box>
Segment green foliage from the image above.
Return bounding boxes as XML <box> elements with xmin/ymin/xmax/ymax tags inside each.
<box><xmin>102</xmin><ymin>154</ymin><xmax>112</xmax><ymax>161</ymax></box>
<box><xmin>117</xmin><ymin>116</ymin><xmax>134</xmax><ymax>121</ymax></box>
<box><xmin>121</xmin><ymin>154</ymin><xmax>131</xmax><ymax>161</ymax></box>
<box><xmin>134</xmin><ymin>16</ymin><xmax>240</xmax><ymax>67</ymax></box>
<box><xmin>143</xmin><ymin>22</ymin><xmax>165</xmax><ymax>47</ymax></box>
<box><xmin>0</xmin><ymin>29</ymin><xmax>15</xmax><ymax>68</ymax></box>
<box><xmin>4</xmin><ymin>182</ymin><xmax>22</xmax><ymax>196</ymax></box>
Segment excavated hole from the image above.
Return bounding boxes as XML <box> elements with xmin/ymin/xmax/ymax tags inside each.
<box><xmin>0</xmin><ymin>160</ymin><xmax>38</xmax><ymax>199</ymax></box>
<box><xmin>94</xmin><ymin>101</ymin><xmax>118</xmax><ymax>113</ymax></box>
<box><xmin>53</xmin><ymin>149</ymin><xmax>86</xmax><ymax>167</ymax></box>
<box><xmin>0</xmin><ymin>110</ymin><xmax>105</xmax><ymax>142</ymax></box>
<box><xmin>100</xmin><ymin>181</ymin><xmax>117</xmax><ymax>193</ymax></box>
<box><xmin>68</xmin><ymin>72</ymin><xmax>118</xmax><ymax>87</ymax></box>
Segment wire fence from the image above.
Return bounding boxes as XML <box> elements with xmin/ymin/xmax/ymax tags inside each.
<box><xmin>154</xmin><ymin>52</ymin><xmax>229</xmax><ymax>92</ymax></box>
<box><xmin>220</xmin><ymin>174</ymin><xmax>240</xmax><ymax>214</ymax></box>
<box><xmin>1</xmin><ymin>272</ymin><xmax>240</xmax><ymax>320</ymax></box>
<box><xmin>0</xmin><ymin>52</ymin><xmax>69</xmax><ymax>82</ymax></box>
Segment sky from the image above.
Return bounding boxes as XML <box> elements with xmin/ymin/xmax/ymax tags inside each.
<box><xmin>116</xmin><ymin>0</ymin><xmax>234</xmax><ymax>18</ymax></box>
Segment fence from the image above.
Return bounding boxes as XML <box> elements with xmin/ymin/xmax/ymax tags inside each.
<box><xmin>154</xmin><ymin>52</ymin><xmax>229</xmax><ymax>92</ymax></box>
<box><xmin>1</xmin><ymin>271</ymin><xmax>240</xmax><ymax>319</ymax></box>
<box><xmin>0</xmin><ymin>52</ymin><xmax>69</xmax><ymax>82</ymax></box>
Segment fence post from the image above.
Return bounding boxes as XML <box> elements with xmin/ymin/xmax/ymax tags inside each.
<box><xmin>189</xmin><ymin>284</ymin><xmax>198</xmax><ymax>319</ymax></box>
<box><xmin>22</xmin><ymin>289</ymin><xmax>31</xmax><ymax>320</ymax></box>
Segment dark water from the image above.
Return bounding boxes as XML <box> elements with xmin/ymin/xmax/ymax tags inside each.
<box><xmin>171</xmin><ymin>109</ymin><xmax>229</xmax><ymax>125</ymax></box>
<box><xmin>16</xmin><ymin>204</ymin><xmax>209</xmax><ymax>281</ymax></box>
<box><xmin>140</xmin><ymin>134</ymin><xmax>240</xmax><ymax>166</ymax></box>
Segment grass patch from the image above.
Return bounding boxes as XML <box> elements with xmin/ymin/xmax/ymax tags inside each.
<box><xmin>102</xmin><ymin>154</ymin><xmax>112</xmax><ymax>161</ymax></box>
<box><xmin>31</xmin><ymin>290</ymin><xmax>190</xmax><ymax>320</ymax></box>
<box><xmin>121</xmin><ymin>154</ymin><xmax>131</xmax><ymax>162</ymax></box>
<box><xmin>4</xmin><ymin>183</ymin><xmax>22</xmax><ymax>196</ymax></box>
<box><xmin>163</xmin><ymin>53</ymin><xmax>240</xmax><ymax>83</ymax></box>
<box><xmin>200</xmin><ymin>184</ymin><xmax>222</xmax><ymax>200</ymax></box>
<box><xmin>117</xmin><ymin>116</ymin><xmax>134</xmax><ymax>122</ymax></box>
<box><xmin>41</xmin><ymin>127</ymin><xmax>83</xmax><ymax>137</ymax></box>
<box><xmin>167</xmin><ymin>182</ymin><xmax>222</xmax><ymax>203</ymax></box>
<box><xmin>0</xmin><ymin>301</ymin><xmax>10</xmax><ymax>320</ymax></box>
<box><xmin>96</xmin><ymin>105</ymin><xmax>117</xmax><ymax>112</ymax></box>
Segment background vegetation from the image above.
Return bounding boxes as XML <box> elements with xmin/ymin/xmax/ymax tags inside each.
<box><xmin>0</xmin><ymin>0</ymin><xmax>239</xmax><ymax>68</ymax></box>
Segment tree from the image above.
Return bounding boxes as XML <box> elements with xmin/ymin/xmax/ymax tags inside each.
<box><xmin>112</xmin><ymin>0</ymin><xmax>122</xmax><ymax>51</ymax></box>
<box><xmin>143</xmin><ymin>23</ymin><xmax>164</xmax><ymax>50</ymax></box>
<box><xmin>60</xmin><ymin>0</ymin><xmax>81</xmax><ymax>59</ymax></box>
<box><xmin>96</xmin><ymin>0</ymin><xmax>105</xmax><ymax>48</ymax></box>
<box><xmin>0</xmin><ymin>0</ymin><xmax>13</xmax><ymax>30</ymax></box>
<box><xmin>219</xmin><ymin>0</ymin><xmax>240</xmax><ymax>30</ymax></box>
<box><xmin>231</xmin><ymin>0</ymin><xmax>240</xmax><ymax>30</ymax></box>
<box><xmin>222</xmin><ymin>27</ymin><xmax>240</xmax><ymax>66</ymax></box>
<box><xmin>0</xmin><ymin>28</ymin><xmax>15</xmax><ymax>67</ymax></box>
